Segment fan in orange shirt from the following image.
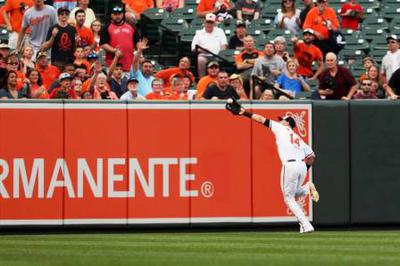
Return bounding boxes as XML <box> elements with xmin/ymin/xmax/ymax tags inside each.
<box><xmin>164</xmin><ymin>76</ymin><xmax>188</xmax><ymax>100</ymax></box>
<box><xmin>197</xmin><ymin>0</ymin><xmax>232</xmax><ymax>18</ymax></box>
<box><xmin>146</xmin><ymin>78</ymin><xmax>168</xmax><ymax>100</ymax></box>
<box><xmin>302</xmin><ymin>0</ymin><xmax>339</xmax><ymax>55</ymax></box>
<box><xmin>35</xmin><ymin>51</ymin><xmax>60</xmax><ymax>90</ymax></box>
<box><xmin>155</xmin><ymin>57</ymin><xmax>195</xmax><ymax>87</ymax></box>
<box><xmin>195</xmin><ymin>60</ymin><xmax>220</xmax><ymax>100</ymax></box>
<box><xmin>123</xmin><ymin>0</ymin><xmax>154</xmax><ymax>22</ymax></box>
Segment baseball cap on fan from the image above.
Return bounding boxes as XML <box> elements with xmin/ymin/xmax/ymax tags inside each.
<box><xmin>278</xmin><ymin>115</ymin><xmax>296</xmax><ymax>129</ymax></box>
<box><xmin>205</xmin><ymin>13</ymin><xmax>216</xmax><ymax>23</ymax></box>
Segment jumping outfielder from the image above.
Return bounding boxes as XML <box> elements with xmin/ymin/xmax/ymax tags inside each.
<box><xmin>225</xmin><ymin>98</ymin><xmax>319</xmax><ymax>233</ymax></box>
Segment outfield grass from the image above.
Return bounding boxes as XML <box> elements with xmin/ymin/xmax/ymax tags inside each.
<box><xmin>0</xmin><ymin>230</ymin><xmax>399</xmax><ymax>266</ymax></box>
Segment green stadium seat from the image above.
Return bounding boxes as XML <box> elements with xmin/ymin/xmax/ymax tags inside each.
<box><xmin>390</xmin><ymin>16</ymin><xmax>400</xmax><ymax>32</ymax></box>
<box><xmin>338</xmin><ymin>48</ymin><xmax>366</xmax><ymax>61</ymax></box>
<box><xmin>185</xmin><ymin>0</ymin><xmax>200</xmax><ymax>8</ymax></box>
<box><xmin>360</xmin><ymin>28</ymin><xmax>389</xmax><ymax>42</ymax></box>
<box><xmin>0</xmin><ymin>27</ymin><xmax>9</xmax><ymax>42</ymax></box>
<box><xmin>248</xmin><ymin>18</ymin><xmax>275</xmax><ymax>34</ymax></box>
<box><xmin>218</xmin><ymin>49</ymin><xmax>241</xmax><ymax>74</ymax></box>
<box><xmin>160</xmin><ymin>17</ymin><xmax>190</xmax><ymax>53</ymax></box>
<box><xmin>369</xmin><ymin>35</ymin><xmax>391</xmax><ymax>50</ymax></box>
<box><xmin>380</xmin><ymin>6</ymin><xmax>400</xmax><ymax>21</ymax></box>
<box><xmin>362</xmin><ymin>16</ymin><xmax>389</xmax><ymax>30</ymax></box>
<box><xmin>369</xmin><ymin>49</ymin><xmax>388</xmax><ymax>64</ymax></box>
<box><xmin>345</xmin><ymin>35</ymin><xmax>369</xmax><ymax>52</ymax></box>
<box><xmin>171</xmin><ymin>7</ymin><xmax>197</xmax><ymax>23</ymax></box>
<box><xmin>190</xmin><ymin>18</ymin><xmax>204</xmax><ymax>29</ymax></box>
<box><xmin>141</xmin><ymin>8</ymin><xmax>169</xmax><ymax>43</ymax></box>
<box><xmin>295</xmin><ymin>91</ymin><xmax>312</xmax><ymax>99</ymax></box>
<box><xmin>266</xmin><ymin>29</ymin><xmax>293</xmax><ymax>41</ymax></box>
<box><xmin>261</xmin><ymin>4</ymin><xmax>281</xmax><ymax>19</ymax></box>
<box><xmin>179</xmin><ymin>28</ymin><xmax>198</xmax><ymax>59</ymax></box>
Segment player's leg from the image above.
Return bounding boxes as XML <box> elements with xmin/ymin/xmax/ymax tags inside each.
<box><xmin>281</xmin><ymin>163</ymin><xmax>313</xmax><ymax>233</ymax></box>
<box><xmin>295</xmin><ymin>164</ymin><xmax>309</xmax><ymax>198</ymax></box>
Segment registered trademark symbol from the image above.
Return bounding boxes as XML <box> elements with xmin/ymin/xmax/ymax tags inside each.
<box><xmin>201</xmin><ymin>181</ymin><xmax>214</xmax><ymax>198</ymax></box>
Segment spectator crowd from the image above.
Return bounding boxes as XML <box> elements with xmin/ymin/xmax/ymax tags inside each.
<box><xmin>0</xmin><ymin>0</ymin><xmax>399</xmax><ymax>101</ymax></box>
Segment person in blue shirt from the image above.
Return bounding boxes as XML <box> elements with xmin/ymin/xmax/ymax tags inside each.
<box><xmin>130</xmin><ymin>38</ymin><xmax>154</xmax><ymax>97</ymax></box>
<box><xmin>276</xmin><ymin>59</ymin><xmax>310</xmax><ymax>97</ymax></box>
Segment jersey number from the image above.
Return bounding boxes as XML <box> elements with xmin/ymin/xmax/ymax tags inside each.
<box><xmin>290</xmin><ymin>133</ymin><xmax>300</xmax><ymax>147</ymax></box>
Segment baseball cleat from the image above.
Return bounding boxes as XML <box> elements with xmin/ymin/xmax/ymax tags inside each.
<box><xmin>307</xmin><ymin>182</ymin><xmax>319</xmax><ymax>202</ymax></box>
<box><xmin>300</xmin><ymin>224</ymin><xmax>314</xmax><ymax>234</ymax></box>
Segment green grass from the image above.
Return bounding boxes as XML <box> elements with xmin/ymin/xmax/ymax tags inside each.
<box><xmin>0</xmin><ymin>230</ymin><xmax>400</xmax><ymax>266</ymax></box>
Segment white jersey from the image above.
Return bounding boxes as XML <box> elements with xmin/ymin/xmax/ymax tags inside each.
<box><xmin>270</xmin><ymin>120</ymin><xmax>313</xmax><ymax>163</ymax></box>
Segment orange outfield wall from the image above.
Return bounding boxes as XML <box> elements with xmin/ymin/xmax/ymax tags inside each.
<box><xmin>0</xmin><ymin>102</ymin><xmax>312</xmax><ymax>226</ymax></box>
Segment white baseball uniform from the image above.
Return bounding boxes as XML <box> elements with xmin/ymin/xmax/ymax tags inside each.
<box><xmin>269</xmin><ymin>120</ymin><xmax>314</xmax><ymax>232</ymax></box>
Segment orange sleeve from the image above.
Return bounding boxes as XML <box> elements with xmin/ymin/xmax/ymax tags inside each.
<box><xmin>329</xmin><ymin>9</ymin><xmax>339</xmax><ymax>29</ymax></box>
<box><xmin>155</xmin><ymin>68</ymin><xmax>179</xmax><ymax>84</ymax></box>
<box><xmin>302</xmin><ymin>8</ymin><xmax>315</xmax><ymax>29</ymax></box>
<box><xmin>147</xmin><ymin>0</ymin><xmax>154</xmax><ymax>8</ymax></box>
<box><xmin>197</xmin><ymin>0</ymin><xmax>207</xmax><ymax>13</ymax></box>
<box><xmin>81</xmin><ymin>79</ymin><xmax>91</xmax><ymax>93</ymax></box>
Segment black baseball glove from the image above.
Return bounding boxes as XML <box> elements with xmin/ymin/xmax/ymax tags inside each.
<box><xmin>225</xmin><ymin>98</ymin><xmax>242</xmax><ymax>115</ymax></box>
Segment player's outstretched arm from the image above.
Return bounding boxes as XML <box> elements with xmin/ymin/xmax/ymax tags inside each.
<box><xmin>226</xmin><ymin>98</ymin><xmax>269</xmax><ymax>126</ymax></box>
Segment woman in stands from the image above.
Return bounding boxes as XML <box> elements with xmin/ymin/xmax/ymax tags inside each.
<box><xmin>275</xmin><ymin>59</ymin><xmax>310</xmax><ymax>97</ymax></box>
<box><xmin>0</xmin><ymin>71</ymin><xmax>24</xmax><ymax>99</ymax></box>
<box><xmin>229</xmin><ymin>74</ymin><xmax>248</xmax><ymax>99</ymax></box>
<box><xmin>22</xmin><ymin>69</ymin><xmax>49</xmax><ymax>99</ymax></box>
<box><xmin>156</xmin><ymin>0</ymin><xmax>184</xmax><ymax>12</ymax></box>
<box><xmin>20</xmin><ymin>46</ymin><xmax>35</xmax><ymax>74</ymax></box>
<box><xmin>274</xmin><ymin>0</ymin><xmax>301</xmax><ymax>35</ymax></box>
<box><xmin>90</xmin><ymin>20</ymin><xmax>102</xmax><ymax>52</ymax></box>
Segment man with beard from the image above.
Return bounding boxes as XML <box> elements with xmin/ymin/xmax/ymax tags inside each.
<box><xmin>74</xmin><ymin>9</ymin><xmax>94</xmax><ymax>48</ymax></box>
<box><xmin>292</xmin><ymin>28</ymin><xmax>323</xmax><ymax>80</ymax></box>
<box><xmin>100</xmin><ymin>4</ymin><xmax>140</xmax><ymax>74</ymax></box>
<box><xmin>130</xmin><ymin>39</ymin><xmax>154</xmax><ymax>97</ymax></box>
<box><xmin>201</xmin><ymin>71</ymin><xmax>240</xmax><ymax>100</ymax></box>
<box><xmin>41</xmin><ymin>7</ymin><xmax>77</xmax><ymax>68</ymax></box>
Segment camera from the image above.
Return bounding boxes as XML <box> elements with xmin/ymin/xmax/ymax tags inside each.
<box><xmin>324</xmin><ymin>76</ymin><xmax>336</xmax><ymax>90</ymax></box>
<box><xmin>100</xmin><ymin>91</ymin><xmax>110</xmax><ymax>99</ymax></box>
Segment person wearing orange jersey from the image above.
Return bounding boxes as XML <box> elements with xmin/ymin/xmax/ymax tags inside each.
<box><xmin>145</xmin><ymin>78</ymin><xmax>167</xmax><ymax>100</ymax></box>
<box><xmin>195</xmin><ymin>60</ymin><xmax>220</xmax><ymax>100</ymax></box>
<box><xmin>35</xmin><ymin>51</ymin><xmax>60</xmax><ymax>90</ymax></box>
<box><xmin>155</xmin><ymin>57</ymin><xmax>194</xmax><ymax>87</ymax></box>
<box><xmin>2</xmin><ymin>0</ymin><xmax>33</xmax><ymax>50</ymax></box>
<box><xmin>302</xmin><ymin>0</ymin><xmax>339</xmax><ymax>56</ymax></box>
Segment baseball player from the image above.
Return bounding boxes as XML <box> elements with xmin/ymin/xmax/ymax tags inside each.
<box><xmin>226</xmin><ymin>98</ymin><xmax>319</xmax><ymax>233</ymax></box>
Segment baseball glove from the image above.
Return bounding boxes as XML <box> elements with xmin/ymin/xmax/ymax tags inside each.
<box><xmin>225</xmin><ymin>98</ymin><xmax>242</xmax><ymax>115</ymax></box>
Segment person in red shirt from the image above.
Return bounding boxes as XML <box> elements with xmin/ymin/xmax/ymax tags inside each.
<box><xmin>35</xmin><ymin>51</ymin><xmax>60</xmax><ymax>89</ymax></box>
<box><xmin>74</xmin><ymin>9</ymin><xmax>94</xmax><ymax>48</ymax></box>
<box><xmin>340</xmin><ymin>0</ymin><xmax>363</xmax><ymax>31</ymax></box>
<box><xmin>49</xmin><ymin>72</ymin><xmax>78</xmax><ymax>99</ymax></box>
<box><xmin>100</xmin><ymin>4</ymin><xmax>140</xmax><ymax>73</ymax></box>
<box><xmin>2</xmin><ymin>0</ymin><xmax>33</xmax><ymax>49</ymax></box>
<box><xmin>292</xmin><ymin>28</ymin><xmax>324</xmax><ymax>80</ymax></box>
<box><xmin>155</xmin><ymin>57</ymin><xmax>194</xmax><ymax>87</ymax></box>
